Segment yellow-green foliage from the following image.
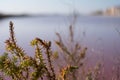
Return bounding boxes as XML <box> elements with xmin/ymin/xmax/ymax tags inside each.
<box><xmin>0</xmin><ymin>21</ymin><xmax>56</xmax><ymax>80</ymax></box>
<box><xmin>0</xmin><ymin>21</ymin><xmax>79</xmax><ymax>80</ymax></box>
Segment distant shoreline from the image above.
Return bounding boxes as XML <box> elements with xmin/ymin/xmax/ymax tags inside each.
<box><xmin>1</xmin><ymin>13</ymin><xmax>120</xmax><ymax>20</ymax></box>
<box><xmin>0</xmin><ymin>14</ymin><xmax>29</xmax><ymax>19</ymax></box>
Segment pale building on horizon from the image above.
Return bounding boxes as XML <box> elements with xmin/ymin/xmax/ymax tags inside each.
<box><xmin>104</xmin><ymin>6</ymin><xmax>120</xmax><ymax>16</ymax></box>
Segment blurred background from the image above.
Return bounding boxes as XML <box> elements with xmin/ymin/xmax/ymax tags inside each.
<box><xmin>0</xmin><ymin>0</ymin><xmax>120</xmax><ymax>79</ymax></box>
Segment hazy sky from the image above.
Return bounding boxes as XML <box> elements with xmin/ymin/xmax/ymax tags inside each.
<box><xmin>0</xmin><ymin>0</ymin><xmax>120</xmax><ymax>14</ymax></box>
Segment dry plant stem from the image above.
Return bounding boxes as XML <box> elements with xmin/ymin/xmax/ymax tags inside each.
<box><xmin>44</xmin><ymin>67</ymin><xmax>53</xmax><ymax>80</ymax></box>
<box><xmin>46</xmin><ymin>48</ymin><xmax>56</xmax><ymax>80</ymax></box>
<box><xmin>34</xmin><ymin>39</ymin><xmax>51</xmax><ymax>80</ymax></box>
<box><xmin>8</xmin><ymin>21</ymin><xmax>25</xmax><ymax>60</ymax></box>
<box><xmin>9</xmin><ymin>21</ymin><xmax>16</xmax><ymax>46</ymax></box>
<box><xmin>56</xmin><ymin>33</ymin><xmax>71</xmax><ymax>56</ymax></box>
<box><xmin>69</xmin><ymin>25</ymin><xmax>74</xmax><ymax>42</ymax></box>
<box><xmin>55</xmin><ymin>18</ymin><xmax>88</xmax><ymax>80</ymax></box>
<box><xmin>36</xmin><ymin>38</ymin><xmax>56</xmax><ymax>80</ymax></box>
